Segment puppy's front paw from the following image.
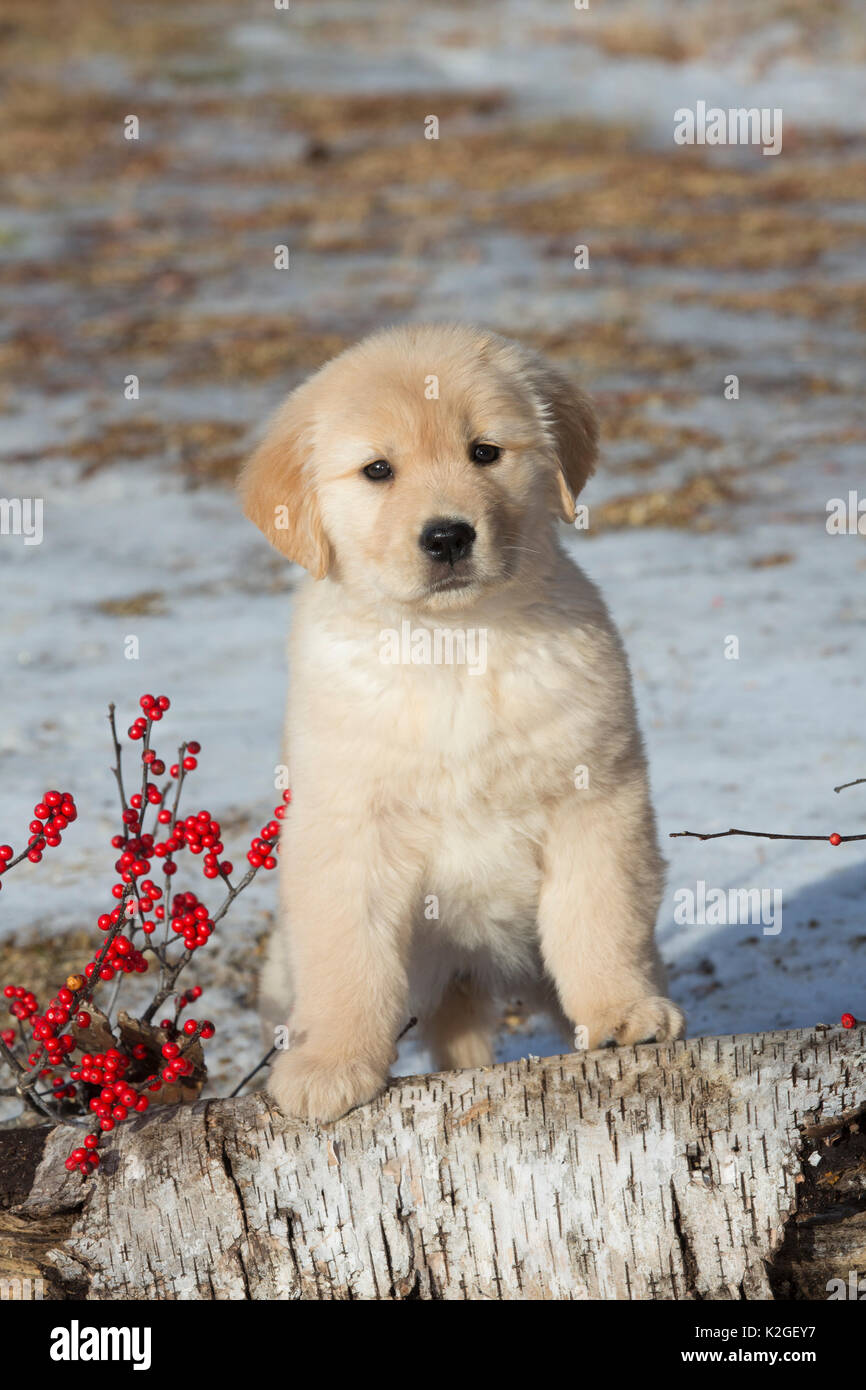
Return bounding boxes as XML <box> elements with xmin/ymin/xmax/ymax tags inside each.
<box><xmin>575</xmin><ymin>996</ymin><xmax>685</xmax><ymax>1051</ymax></box>
<box><xmin>613</xmin><ymin>995</ymin><xmax>685</xmax><ymax>1046</ymax></box>
<box><xmin>267</xmin><ymin>1047</ymin><xmax>385</xmax><ymax>1123</ymax></box>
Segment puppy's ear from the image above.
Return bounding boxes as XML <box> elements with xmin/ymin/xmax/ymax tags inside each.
<box><xmin>237</xmin><ymin>386</ymin><xmax>330</xmax><ymax>579</ymax></box>
<box><xmin>525</xmin><ymin>356</ymin><xmax>599</xmax><ymax>522</ymax></box>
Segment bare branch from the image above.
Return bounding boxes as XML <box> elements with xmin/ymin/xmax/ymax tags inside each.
<box><xmin>671</xmin><ymin>827</ymin><xmax>866</xmax><ymax>842</ymax></box>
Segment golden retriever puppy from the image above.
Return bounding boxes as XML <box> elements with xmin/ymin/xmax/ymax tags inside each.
<box><xmin>239</xmin><ymin>323</ymin><xmax>684</xmax><ymax>1123</ymax></box>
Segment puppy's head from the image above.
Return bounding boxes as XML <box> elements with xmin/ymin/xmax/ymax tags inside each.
<box><xmin>238</xmin><ymin>324</ymin><xmax>597</xmax><ymax>611</ymax></box>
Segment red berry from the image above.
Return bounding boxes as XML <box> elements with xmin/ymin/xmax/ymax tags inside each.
<box><xmin>829</xmin><ymin>833</ymin><xmax>842</xmax><ymax>846</ymax></box>
<box><xmin>841</xmin><ymin>1012</ymin><xmax>856</xmax><ymax>1029</ymax></box>
<box><xmin>199</xmin><ymin>1021</ymin><xmax>215</xmax><ymax>1039</ymax></box>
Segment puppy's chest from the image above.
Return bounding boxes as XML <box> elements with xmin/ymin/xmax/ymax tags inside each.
<box><xmin>374</xmin><ymin>647</ymin><xmax>574</xmax><ymax>801</ymax></box>
<box><xmin>300</xmin><ymin>617</ymin><xmax>594</xmax><ymax>818</ymax></box>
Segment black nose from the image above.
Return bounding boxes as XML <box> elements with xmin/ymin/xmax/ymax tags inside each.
<box><xmin>419</xmin><ymin>518</ymin><xmax>476</xmax><ymax>566</ymax></box>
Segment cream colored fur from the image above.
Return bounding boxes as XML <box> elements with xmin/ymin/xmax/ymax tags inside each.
<box><xmin>239</xmin><ymin>324</ymin><xmax>684</xmax><ymax>1123</ymax></box>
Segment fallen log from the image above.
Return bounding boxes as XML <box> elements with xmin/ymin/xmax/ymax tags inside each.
<box><xmin>1</xmin><ymin>1025</ymin><xmax>864</xmax><ymax>1300</ymax></box>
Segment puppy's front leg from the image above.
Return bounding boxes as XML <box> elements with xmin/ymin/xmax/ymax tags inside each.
<box><xmin>537</xmin><ymin>778</ymin><xmax>684</xmax><ymax>1051</ymax></box>
<box><xmin>268</xmin><ymin>808</ymin><xmax>416</xmax><ymax>1124</ymax></box>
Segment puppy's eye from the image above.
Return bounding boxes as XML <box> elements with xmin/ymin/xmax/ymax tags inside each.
<box><xmin>471</xmin><ymin>442</ymin><xmax>500</xmax><ymax>465</ymax></box>
<box><xmin>362</xmin><ymin>460</ymin><xmax>393</xmax><ymax>481</ymax></box>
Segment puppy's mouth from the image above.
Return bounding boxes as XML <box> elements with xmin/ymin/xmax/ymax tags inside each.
<box><xmin>427</xmin><ymin>571</ymin><xmax>475</xmax><ymax>594</ymax></box>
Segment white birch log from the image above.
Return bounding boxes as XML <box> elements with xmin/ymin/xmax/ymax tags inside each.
<box><xmin>2</xmin><ymin>1025</ymin><xmax>864</xmax><ymax>1300</ymax></box>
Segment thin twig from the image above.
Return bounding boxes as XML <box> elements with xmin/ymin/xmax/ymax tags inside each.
<box><xmin>670</xmin><ymin>828</ymin><xmax>866</xmax><ymax>842</ymax></box>
<box><xmin>0</xmin><ymin>1033</ymin><xmax>26</xmax><ymax>1082</ymax></box>
<box><xmin>159</xmin><ymin>740</ymin><xmax>188</xmax><ymax>973</ymax></box>
<box><xmin>142</xmin><ymin>853</ymin><xmax>270</xmax><ymax>1023</ymax></box>
<box><xmin>0</xmin><ymin>1034</ymin><xmax>60</xmax><ymax>1120</ymax></box>
<box><xmin>107</xmin><ymin>703</ymin><xmax>128</xmax><ymax>816</ymax></box>
<box><xmin>229</xmin><ymin>1045</ymin><xmax>276</xmax><ymax>1099</ymax></box>
<box><xmin>675</xmin><ymin>773</ymin><xmax>866</xmax><ymax>842</ymax></box>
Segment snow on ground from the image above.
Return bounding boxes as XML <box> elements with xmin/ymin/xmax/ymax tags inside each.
<box><xmin>2</xmin><ymin>452</ymin><xmax>864</xmax><ymax>1088</ymax></box>
<box><xmin>0</xmin><ymin>0</ymin><xmax>864</xmax><ymax>1106</ymax></box>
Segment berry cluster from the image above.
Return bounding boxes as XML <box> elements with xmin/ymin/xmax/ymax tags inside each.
<box><xmin>0</xmin><ymin>789</ymin><xmax>77</xmax><ymax>888</ymax></box>
<box><xmin>128</xmin><ymin>693</ymin><xmax>171</xmax><ymax>736</ymax></box>
<box><xmin>85</xmin><ymin>932</ymin><xmax>149</xmax><ymax>983</ymax></box>
<box><xmin>169</xmin><ymin>891</ymin><xmax>214</xmax><ymax>951</ymax></box>
<box><xmin>248</xmin><ymin>795</ymin><xmax>290</xmax><ymax>869</ymax></box>
<box><xmin>0</xmin><ymin>694</ymin><xmax>289</xmax><ymax>1176</ymax></box>
<box><xmin>154</xmin><ymin>813</ymin><xmax>232</xmax><ymax>881</ymax></box>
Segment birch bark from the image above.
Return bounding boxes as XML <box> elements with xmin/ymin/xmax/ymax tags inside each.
<box><xmin>2</xmin><ymin>1025</ymin><xmax>863</xmax><ymax>1300</ymax></box>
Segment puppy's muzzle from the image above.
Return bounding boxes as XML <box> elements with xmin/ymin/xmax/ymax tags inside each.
<box><xmin>419</xmin><ymin>518</ymin><xmax>476</xmax><ymax>566</ymax></box>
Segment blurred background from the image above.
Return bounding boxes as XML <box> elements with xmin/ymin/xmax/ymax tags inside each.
<box><xmin>1</xmin><ymin>0</ymin><xmax>865</xmax><ymax>1099</ymax></box>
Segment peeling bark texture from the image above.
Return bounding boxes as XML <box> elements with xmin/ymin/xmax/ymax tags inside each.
<box><xmin>1</xmin><ymin>1026</ymin><xmax>864</xmax><ymax>1300</ymax></box>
